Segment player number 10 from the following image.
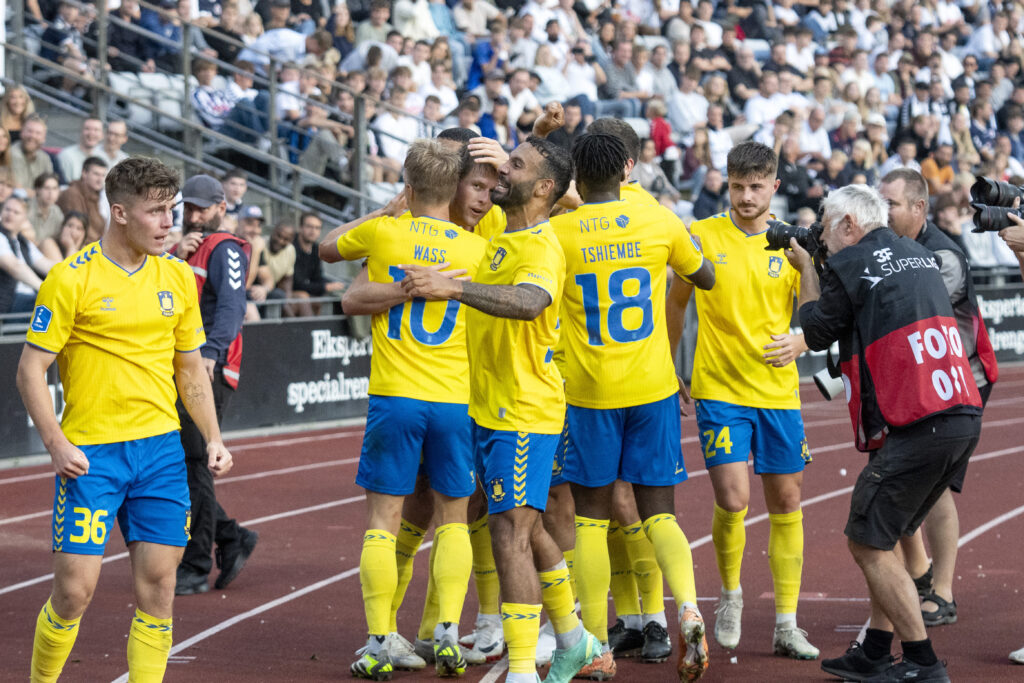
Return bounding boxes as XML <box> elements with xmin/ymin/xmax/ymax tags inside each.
<box><xmin>386</xmin><ymin>265</ymin><xmax>460</xmax><ymax>346</ymax></box>
<box><xmin>575</xmin><ymin>267</ymin><xmax>654</xmax><ymax>345</ymax></box>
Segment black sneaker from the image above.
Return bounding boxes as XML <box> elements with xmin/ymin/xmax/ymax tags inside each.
<box><xmin>608</xmin><ymin>618</ymin><xmax>644</xmax><ymax>657</ymax></box>
<box><xmin>863</xmin><ymin>657</ymin><xmax>950</xmax><ymax>682</ymax></box>
<box><xmin>175</xmin><ymin>569</ymin><xmax>209</xmax><ymax>596</ymax></box>
<box><xmin>640</xmin><ymin>621</ymin><xmax>672</xmax><ymax>663</ymax></box>
<box><xmin>214</xmin><ymin>528</ymin><xmax>259</xmax><ymax>589</ymax></box>
<box><xmin>821</xmin><ymin>641</ymin><xmax>894</xmax><ymax>681</ymax></box>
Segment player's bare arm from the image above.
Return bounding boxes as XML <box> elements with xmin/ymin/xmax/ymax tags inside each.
<box><xmin>344</xmin><ymin>262</ymin><xmax>468</xmax><ymax>315</ymax></box>
<box><xmin>685</xmin><ymin>258</ymin><xmax>716</xmax><ymax>290</ymax></box>
<box><xmin>667</xmin><ymin>274</ymin><xmax>696</xmax><ymax>412</ymax></box>
<box><xmin>16</xmin><ymin>345</ymin><xmax>90</xmax><ymax>479</ymax></box>
<box><xmin>784</xmin><ymin>238</ymin><xmax>821</xmax><ymax>306</ymax></box>
<box><xmin>400</xmin><ymin>264</ymin><xmax>550</xmax><ymax>320</ymax></box>
<box><xmin>173</xmin><ymin>350</ymin><xmax>233</xmax><ymax>477</ymax></box>
<box><xmin>319</xmin><ymin>191</ymin><xmax>408</xmax><ymax>263</ymax></box>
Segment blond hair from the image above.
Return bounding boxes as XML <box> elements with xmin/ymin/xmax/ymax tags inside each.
<box><xmin>404</xmin><ymin>139</ymin><xmax>463</xmax><ymax>205</ymax></box>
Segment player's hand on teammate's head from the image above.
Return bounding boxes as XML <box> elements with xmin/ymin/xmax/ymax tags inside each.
<box><xmin>207</xmin><ymin>442</ymin><xmax>233</xmax><ymax>477</ymax></box>
<box><xmin>676</xmin><ymin>375</ymin><xmax>691</xmax><ymax>416</ymax></box>
<box><xmin>50</xmin><ymin>442</ymin><xmax>90</xmax><ymax>479</ymax></box>
<box><xmin>468</xmin><ymin>137</ymin><xmax>509</xmax><ymax>170</ymax></box>
<box><xmin>533</xmin><ymin>102</ymin><xmax>564</xmax><ymax>138</ymax></box>
<box><xmin>398</xmin><ymin>263</ymin><xmax>462</xmax><ymax>300</ymax></box>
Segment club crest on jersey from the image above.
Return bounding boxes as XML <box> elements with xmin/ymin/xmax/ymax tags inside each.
<box><xmin>157</xmin><ymin>291</ymin><xmax>175</xmax><ymax>317</ymax></box>
<box><xmin>615</xmin><ymin>215</ymin><xmax>629</xmax><ymax>228</ymax></box>
<box><xmin>489</xmin><ymin>477</ymin><xmax>506</xmax><ymax>503</ymax></box>
<box><xmin>768</xmin><ymin>255</ymin><xmax>783</xmax><ymax>278</ymax></box>
<box><xmin>490</xmin><ymin>247</ymin><xmax>507</xmax><ymax>271</ymax></box>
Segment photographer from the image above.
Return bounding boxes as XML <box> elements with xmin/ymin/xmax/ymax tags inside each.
<box><xmin>790</xmin><ymin>185</ymin><xmax>983</xmax><ymax>683</ymax></box>
<box><xmin>879</xmin><ymin>169</ymin><xmax>999</xmax><ymax>629</ymax></box>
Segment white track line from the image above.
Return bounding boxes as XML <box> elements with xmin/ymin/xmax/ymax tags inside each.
<box><xmin>0</xmin><ymin>495</ymin><xmax>366</xmax><ymax>595</ymax></box>
<box><xmin>109</xmin><ymin>540</ymin><xmax>434</xmax><ymax>683</ymax></box>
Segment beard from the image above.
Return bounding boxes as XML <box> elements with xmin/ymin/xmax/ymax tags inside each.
<box><xmin>184</xmin><ymin>212</ymin><xmax>222</xmax><ymax>234</ymax></box>
<box><xmin>491</xmin><ymin>177</ymin><xmax>533</xmax><ymax>210</ymax></box>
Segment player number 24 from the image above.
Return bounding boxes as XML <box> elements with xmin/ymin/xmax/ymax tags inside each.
<box><xmin>69</xmin><ymin>507</ymin><xmax>108</xmax><ymax>544</ymax></box>
<box><xmin>575</xmin><ymin>267</ymin><xmax>654</xmax><ymax>345</ymax></box>
<box><xmin>702</xmin><ymin>427</ymin><xmax>733</xmax><ymax>459</ymax></box>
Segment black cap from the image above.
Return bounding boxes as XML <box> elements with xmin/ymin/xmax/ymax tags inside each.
<box><xmin>181</xmin><ymin>174</ymin><xmax>225</xmax><ymax>208</ymax></box>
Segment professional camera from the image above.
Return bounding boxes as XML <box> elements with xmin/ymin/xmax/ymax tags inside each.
<box><xmin>969</xmin><ymin>177</ymin><xmax>1024</xmax><ymax>232</ymax></box>
<box><xmin>764</xmin><ymin>220</ymin><xmax>824</xmax><ymax>254</ymax></box>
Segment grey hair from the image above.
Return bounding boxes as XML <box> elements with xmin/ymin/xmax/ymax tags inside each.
<box><xmin>822</xmin><ymin>184</ymin><xmax>888</xmax><ymax>233</ymax></box>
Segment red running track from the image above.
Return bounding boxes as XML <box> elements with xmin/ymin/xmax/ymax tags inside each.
<box><xmin>2</xmin><ymin>368</ymin><xmax>1023</xmax><ymax>682</ymax></box>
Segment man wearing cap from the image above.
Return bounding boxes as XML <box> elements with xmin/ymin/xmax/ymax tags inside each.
<box><xmin>173</xmin><ymin>174</ymin><xmax>259</xmax><ymax>595</ymax></box>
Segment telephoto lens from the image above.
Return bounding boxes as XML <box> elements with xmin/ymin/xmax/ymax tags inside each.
<box><xmin>970</xmin><ymin>177</ymin><xmax>1024</xmax><ymax>207</ymax></box>
<box><xmin>970</xmin><ymin>203</ymin><xmax>1024</xmax><ymax>232</ymax></box>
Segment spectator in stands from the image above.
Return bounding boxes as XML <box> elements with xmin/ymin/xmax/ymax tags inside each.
<box><xmin>393</xmin><ymin>0</ymin><xmax>440</xmax><ymax>42</ymax></box>
<box><xmin>454</xmin><ymin>97</ymin><xmax>483</xmax><ymax>133</ymax></box>
<box><xmin>931</xmin><ymin>193</ymin><xmax>970</xmax><ymax>257</ymax></box>
<box><xmin>326</xmin><ymin>2</ymin><xmax>356</xmax><ymax>61</ymax></box>
<box><xmin>141</xmin><ymin>0</ymin><xmax>218</xmax><ymax>72</ymax></box>
<box><xmin>39</xmin><ymin>0</ymin><xmax>94</xmax><ymax>93</ymax></box>
<box><xmin>374</xmin><ymin>87</ymin><xmax>416</xmax><ymax>181</ymax></box>
<box><xmin>476</xmin><ymin>95</ymin><xmax>515</xmax><ymax>150</ymax></box>
<box><xmin>291</xmin><ymin>211</ymin><xmax>343</xmax><ymax>316</ymax></box>
<box><xmin>98</xmin><ymin>120</ymin><xmax>130</xmax><ymax>170</ymax></box>
<box><xmin>454</xmin><ymin>0</ymin><xmax>501</xmax><ymax>42</ymax></box>
<box><xmin>56</xmin><ymin>118</ymin><xmax>104</xmax><ymax>183</ymax></box>
<box><xmin>729</xmin><ymin>46</ymin><xmax>761</xmax><ymax>106</ymax></box>
<box><xmin>818</xmin><ymin>149</ymin><xmax>848</xmax><ymax>191</ymax></box>
<box><xmin>877</xmin><ymin>136</ymin><xmax>922</xmax><ymax>176</ymax></box>
<box><xmin>840</xmin><ymin>138</ymin><xmax>878</xmax><ymax>186</ymax></box>
<box><xmin>242</xmin><ymin>11</ymin><xmax>265</xmax><ymax>45</ymax></box>
<box><xmin>222</xmin><ymin>169</ymin><xmax>248</xmax><ymax>217</ymax></box>
<box><xmin>598</xmin><ymin>40</ymin><xmax>647</xmax><ymax>118</ymax></box>
<box><xmin>192</xmin><ymin>59</ymin><xmax>238</xmax><ymax>131</ymax></box>
<box><xmin>828</xmin><ymin>110</ymin><xmax>861</xmax><ymax>157</ymax></box>
<box><xmin>105</xmin><ymin>0</ymin><xmax>156</xmax><ymax>73</ymax></box>
<box><xmin>419</xmin><ymin>62</ymin><xmax>460</xmax><ymax>116</ymax></box>
<box><xmin>545</xmin><ymin>101</ymin><xmax>583</xmax><ymax>151</ymax></box>
<box><xmin>236</xmin><ymin>26</ymin><xmax>332</xmax><ymax>69</ymax></box>
<box><xmin>468</xmin><ymin>19</ymin><xmax>509</xmax><ymax>91</ymax></box>
<box><xmin>778</xmin><ymin>135</ymin><xmax>823</xmax><ymax>215</ymax></box>
<box><xmin>39</xmin><ymin>210</ymin><xmax>86</xmax><ymax>262</ymax></box>
<box><xmin>10</xmin><ymin>116</ymin><xmax>54</xmax><ymax>195</ymax></box>
<box><xmin>0</xmin><ymin>169</ymin><xmax>13</xmax><ymax>206</ymax></box>
<box><xmin>0</xmin><ymin>196</ymin><xmax>55</xmax><ymax>314</ymax></box>
<box><xmin>994</xmin><ymin>135</ymin><xmax>1024</xmax><ymax>178</ymax></box>
<box><xmin>258</xmin><ymin>221</ymin><xmax>296</xmax><ymax>312</ymax></box>
<box><xmin>206</xmin><ymin>0</ymin><xmax>246</xmax><ymax>64</ymax></box>
<box><xmin>28</xmin><ymin>173</ymin><xmax>63</xmax><ymax>243</ymax></box>
<box><xmin>57</xmin><ymin>156</ymin><xmax>108</xmax><ymax>243</ymax></box>
<box><xmin>692</xmin><ymin>167</ymin><xmax>729</xmax><ymax>220</ymax></box>
<box><xmin>1</xmin><ymin>86</ymin><xmax>36</xmax><ymax>143</ymax></box>
<box><xmin>668</xmin><ymin>66</ymin><xmax>712</xmax><ymax>138</ymax></box>
<box><xmin>0</xmin><ymin>128</ymin><xmax>11</xmax><ymax>176</ymax></box>
<box><xmin>355</xmin><ymin>0</ymin><xmax>394</xmax><ymax>44</ymax></box>
<box><xmin>743</xmin><ymin>70</ymin><xmax>786</xmax><ymax>132</ymax></box>
<box><xmin>634</xmin><ymin>138</ymin><xmax>679</xmax><ymax>201</ymax></box>
<box><xmin>643</xmin><ymin>44</ymin><xmax>676</xmax><ymax>102</ymax></box>
<box><xmin>800</xmin><ymin>106</ymin><xmax>832</xmax><ymax>173</ymax></box>
<box><xmin>921</xmin><ymin>142</ymin><xmax>956</xmax><ymax>197</ymax></box>
<box><xmin>970</xmin><ymin>100</ymin><xmax>998</xmax><ymax>163</ymax></box>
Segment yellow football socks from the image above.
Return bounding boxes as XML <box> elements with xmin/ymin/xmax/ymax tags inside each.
<box><xmin>538</xmin><ymin>561</ymin><xmax>580</xmax><ymax>636</ymax></box>
<box><xmin>433</xmin><ymin>522</ymin><xmax>472</xmax><ymax>626</ymax></box>
<box><xmin>643</xmin><ymin>513</ymin><xmax>698</xmax><ymax>606</ymax></box>
<box><xmin>360</xmin><ymin>529</ymin><xmax>397</xmax><ymax>637</ymax></box>
<box><xmin>502</xmin><ymin>602</ymin><xmax>542</xmax><ymax>674</ymax></box>
<box><xmin>574</xmin><ymin>515</ymin><xmax>611</xmax><ymax>641</ymax></box>
<box><xmin>608</xmin><ymin>522</ymin><xmax>642</xmax><ymax>622</ymax></box>
<box><xmin>470</xmin><ymin>515</ymin><xmax>501</xmax><ymax>616</ymax></box>
<box><xmin>623</xmin><ymin>521</ymin><xmax>665</xmax><ymax>616</ymax></box>
<box><xmin>768</xmin><ymin>509</ymin><xmax>804</xmax><ymax>616</ymax></box>
<box><xmin>126</xmin><ymin>608</ymin><xmax>173</xmax><ymax>682</ymax></box>
<box><xmin>562</xmin><ymin>547</ymin><xmax>578</xmax><ymax>602</ymax></box>
<box><xmin>712</xmin><ymin>504</ymin><xmax>747</xmax><ymax>592</ymax></box>
<box><xmin>30</xmin><ymin>598</ymin><xmax>80</xmax><ymax>683</ymax></box>
<box><xmin>417</xmin><ymin>539</ymin><xmax>440</xmax><ymax>641</ymax></box>
<box><xmin>390</xmin><ymin>519</ymin><xmax>427</xmax><ymax>633</ymax></box>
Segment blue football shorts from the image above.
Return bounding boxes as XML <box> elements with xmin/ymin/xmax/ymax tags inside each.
<box><xmin>356</xmin><ymin>395</ymin><xmax>475</xmax><ymax>498</ymax></box>
<box><xmin>549</xmin><ymin>414</ymin><xmax>570</xmax><ymax>488</ymax></box>
<box><xmin>52</xmin><ymin>431</ymin><xmax>191</xmax><ymax>555</ymax></box>
<box><xmin>695</xmin><ymin>399</ymin><xmax>811</xmax><ymax>474</ymax></box>
<box><xmin>563</xmin><ymin>393</ymin><xmax>687</xmax><ymax>488</ymax></box>
<box><xmin>473</xmin><ymin>423</ymin><xmax>559</xmax><ymax>514</ymax></box>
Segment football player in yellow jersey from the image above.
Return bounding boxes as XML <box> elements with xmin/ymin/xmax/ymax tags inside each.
<box><xmin>401</xmin><ymin>136</ymin><xmax>603</xmax><ymax>683</ymax></box>
<box><xmin>17</xmin><ymin>158</ymin><xmax>233</xmax><ymax>683</ymax></box>
<box><xmin>550</xmin><ymin>132</ymin><xmax>716</xmax><ymax>682</ymax></box>
<box><xmin>320</xmin><ymin>140</ymin><xmax>487</xmax><ymax>680</ymax></box>
<box><xmin>667</xmin><ymin>141</ymin><xmax>820</xmax><ymax>661</ymax></box>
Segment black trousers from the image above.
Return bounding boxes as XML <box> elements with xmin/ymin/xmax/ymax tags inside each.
<box><xmin>177</xmin><ymin>373</ymin><xmax>243</xmax><ymax>576</ymax></box>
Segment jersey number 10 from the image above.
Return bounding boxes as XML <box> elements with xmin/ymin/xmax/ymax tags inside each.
<box><xmin>575</xmin><ymin>266</ymin><xmax>654</xmax><ymax>345</ymax></box>
<box><xmin>386</xmin><ymin>265</ymin><xmax>460</xmax><ymax>345</ymax></box>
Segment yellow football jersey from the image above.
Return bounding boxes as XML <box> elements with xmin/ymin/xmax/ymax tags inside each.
<box><xmin>689</xmin><ymin>211</ymin><xmax>801</xmax><ymax>409</ymax></box>
<box><xmin>335</xmin><ymin>214</ymin><xmax>486</xmax><ymax>403</ymax></box>
<box><xmin>25</xmin><ymin>243</ymin><xmax>206</xmax><ymax>446</ymax></box>
<box><xmin>466</xmin><ymin>222</ymin><xmax>565</xmax><ymax>434</ymax></box>
<box><xmin>474</xmin><ymin>204</ymin><xmax>507</xmax><ymax>241</ymax></box>
<box><xmin>551</xmin><ymin>199</ymin><xmax>705</xmax><ymax>409</ymax></box>
<box><xmin>621</xmin><ymin>181</ymin><xmax>660</xmax><ymax>207</ymax></box>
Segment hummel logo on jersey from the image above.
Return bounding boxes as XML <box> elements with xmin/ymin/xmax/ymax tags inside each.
<box><xmin>490</xmin><ymin>247</ymin><xmax>507</xmax><ymax>271</ymax></box>
<box><xmin>715</xmin><ymin>252</ymin><xmax>727</xmax><ymax>265</ymax></box>
<box><xmin>100</xmin><ymin>297</ymin><xmax>115</xmax><ymax>311</ymax></box>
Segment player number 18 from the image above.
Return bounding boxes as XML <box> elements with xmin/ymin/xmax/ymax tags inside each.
<box><xmin>575</xmin><ymin>267</ymin><xmax>654</xmax><ymax>345</ymax></box>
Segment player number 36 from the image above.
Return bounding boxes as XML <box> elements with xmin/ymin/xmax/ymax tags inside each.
<box><xmin>69</xmin><ymin>507</ymin><xmax>109</xmax><ymax>544</ymax></box>
<box><xmin>575</xmin><ymin>266</ymin><xmax>654</xmax><ymax>345</ymax></box>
